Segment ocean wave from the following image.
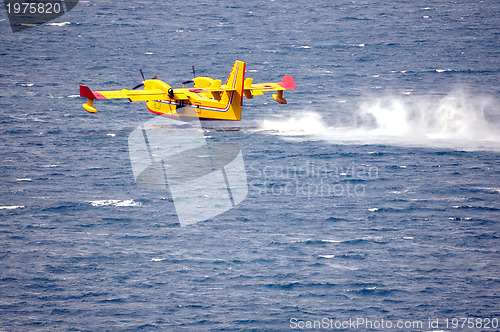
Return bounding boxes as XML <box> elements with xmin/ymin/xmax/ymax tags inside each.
<box><xmin>47</xmin><ymin>22</ymin><xmax>70</xmax><ymax>27</ymax></box>
<box><xmin>88</xmin><ymin>199</ymin><xmax>142</xmax><ymax>207</ymax></box>
<box><xmin>0</xmin><ymin>205</ymin><xmax>25</xmax><ymax>210</ymax></box>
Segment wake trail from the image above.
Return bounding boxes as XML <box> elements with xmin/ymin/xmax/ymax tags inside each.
<box><xmin>260</xmin><ymin>89</ymin><xmax>500</xmax><ymax>152</ymax></box>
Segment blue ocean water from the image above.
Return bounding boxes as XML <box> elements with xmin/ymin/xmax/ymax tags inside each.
<box><xmin>1</xmin><ymin>0</ymin><xmax>499</xmax><ymax>330</ymax></box>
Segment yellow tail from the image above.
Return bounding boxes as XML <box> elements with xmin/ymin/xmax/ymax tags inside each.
<box><xmin>220</xmin><ymin>60</ymin><xmax>246</xmax><ymax>121</ymax></box>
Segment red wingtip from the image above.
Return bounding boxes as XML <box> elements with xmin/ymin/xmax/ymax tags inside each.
<box><xmin>80</xmin><ymin>85</ymin><xmax>106</xmax><ymax>99</ymax></box>
<box><xmin>279</xmin><ymin>75</ymin><xmax>296</xmax><ymax>90</ymax></box>
<box><xmin>80</xmin><ymin>85</ymin><xmax>96</xmax><ymax>99</ymax></box>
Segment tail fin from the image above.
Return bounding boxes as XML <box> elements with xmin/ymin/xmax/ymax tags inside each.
<box><xmin>221</xmin><ymin>60</ymin><xmax>245</xmax><ymax>121</ymax></box>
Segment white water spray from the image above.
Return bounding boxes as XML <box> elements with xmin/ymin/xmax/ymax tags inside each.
<box><xmin>261</xmin><ymin>89</ymin><xmax>500</xmax><ymax>151</ymax></box>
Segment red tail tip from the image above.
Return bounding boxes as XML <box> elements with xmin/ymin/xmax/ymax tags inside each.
<box><xmin>279</xmin><ymin>75</ymin><xmax>296</xmax><ymax>90</ymax></box>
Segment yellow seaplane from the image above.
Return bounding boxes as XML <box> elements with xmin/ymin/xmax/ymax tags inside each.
<box><xmin>80</xmin><ymin>60</ymin><xmax>296</xmax><ymax>121</ymax></box>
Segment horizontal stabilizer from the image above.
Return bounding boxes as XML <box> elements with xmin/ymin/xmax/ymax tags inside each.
<box><xmin>245</xmin><ymin>75</ymin><xmax>296</xmax><ymax>93</ymax></box>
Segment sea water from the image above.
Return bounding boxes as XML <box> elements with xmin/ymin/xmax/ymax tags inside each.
<box><xmin>0</xmin><ymin>0</ymin><xmax>499</xmax><ymax>330</ymax></box>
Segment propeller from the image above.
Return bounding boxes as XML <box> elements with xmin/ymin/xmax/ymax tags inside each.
<box><xmin>181</xmin><ymin>65</ymin><xmax>196</xmax><ymax>86</ymax></box>
<box><xmin>132</xmin><ymin>68</ymin><xmax>158</xmax><ymax>90</ymax></box>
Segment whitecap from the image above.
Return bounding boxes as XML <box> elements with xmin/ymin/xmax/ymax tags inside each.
<box><xmin>89</xmin><ymin>200</ymin><xmax>120</xmax><ymax>207</ymax></box>
<box><xmin>88</xmin><ymin>199</ymin><xmax>141</xmax><ymax>207</ymax></box>
<box><xmin>319</xmin><ymin>254</ymin><xmax>335</xmax><ymax>259</ymax></box>
<box><xmin>48</xmin><ymin>22</ymin><xmax>70</xmax><ymax>26</ymax></box>
<box><xmin>150</xmin><ymin>258</ymin><xmax>165</xmax><ymax>262</ymax></box>
<box><xmin>115</xmin><ymin>199</ymin><xmax>141</xmax><ymax>207</ymax></box>
<box><xmin>476</xmin><ymin>187</ymin><xmax>500</xmax><ymax>194</ymax></box>
<box><xmin>326</xmin><ymin>264</ymin><xmax>359</xmax><ymax>271</ymax></box>
<box><xmin>0</xmin><ymin>205</ymin><xmax>25</xmax><ymax>210</ymax></box>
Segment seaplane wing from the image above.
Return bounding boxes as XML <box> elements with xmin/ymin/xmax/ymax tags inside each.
<box><xmin>80</xmin><ymin>83</ymin><xmax>199</xmax><ymax>113</ymax></box>
<box><xmin>80</xmin><ymin>86</ymin><xmax>169</xmax><ymax>101</ymax></box>
<box><xmin>80</xmin><ymin>84</ymin><xmax>172</xmax><ymax>98</ymax></box>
